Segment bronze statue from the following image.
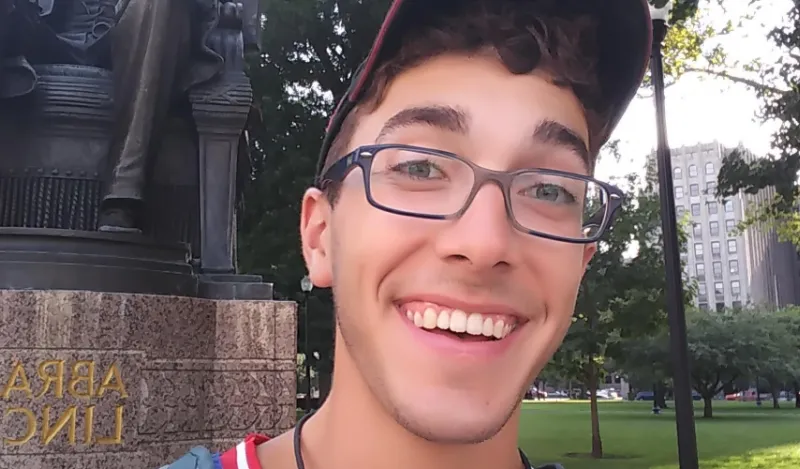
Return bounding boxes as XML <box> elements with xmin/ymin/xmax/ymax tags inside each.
<box><xmin>99</xmin><ymin>0</ymin><xmax>227</xmax><ymax>232</ymax></box>
<box><xmin>0</xmin><ymin>0</ymin><xmax>266</xmax><ymax>296</ymax></box>
<box><xmin>1</xmin><ymin>0</ymin><xmax>257</xmax><ymax>232</ymax></box>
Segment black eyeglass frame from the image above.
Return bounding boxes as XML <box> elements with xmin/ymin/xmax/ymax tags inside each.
<box><xmin>317</xmin><ymin>144</ymin><xmax>625</xmax><ymax>244</ymax></box>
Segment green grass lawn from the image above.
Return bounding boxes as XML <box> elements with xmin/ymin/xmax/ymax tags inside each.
<box><xmin>520</xmin><ymin>400</ymin><xmax>800</xmax><ymax>469</ymax></box>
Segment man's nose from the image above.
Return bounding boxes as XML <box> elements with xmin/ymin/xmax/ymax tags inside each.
<box><xmin>433</xmin><ymin>183</ymin><xmax>515</xmax><ymax>271</ymax></box>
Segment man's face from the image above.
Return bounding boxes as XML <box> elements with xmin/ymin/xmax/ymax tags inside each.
<box><xmin>301</xmin><ymin>53</ymin><xmax>596</xmax><ymax>443</ymax></box>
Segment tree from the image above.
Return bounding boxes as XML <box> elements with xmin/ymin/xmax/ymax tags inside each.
<box><xmin>758</xmin><ymin>307</ymin><xmax>800</xmax><ymax>408</ymax></box>
<box><xmin>686</xmin><ymin>309</ymin><xmax>767</xmax><ymax>417</ymax></box>
<box><xmin>714</xmin><ymin>5</ymin><xmax>800</xmax><ymax>244</ymax></box>
<box><xmin>545</xmin><ymin>168</ymin><xmax>692</xmax><ymax>458</ymax></box>
<box><xmin>624</xmin><ymin>307</ymin><xmax>800</xmax><ymax>417</ymax></box>
<box><xmin>239</xmin><ymin>0</ymin><xmax>393</xmax><ymax>398</ymax></box>
<box><xmin>679</xmin><ymin>307</ymin><xmax>797</xmax><ymax>417</ymax></box>
<box><xmin>616</xmin><ymin>332</ymin><xmax>673</xmax><ymax>407</ymax></box>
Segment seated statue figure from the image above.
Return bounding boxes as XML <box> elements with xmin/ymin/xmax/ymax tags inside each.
<box><xmin>0</xmin><ymin>0</ymin><xmax>254</xmax><ymax>233</ymax></box>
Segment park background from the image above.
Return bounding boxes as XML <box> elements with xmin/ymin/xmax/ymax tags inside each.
<box><xmin>235</xmin><ymin>1</ymin><xmax>800</xmax><ymax>468</ymax></box>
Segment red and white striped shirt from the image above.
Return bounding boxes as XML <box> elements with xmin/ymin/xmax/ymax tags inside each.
<box><xmin>215</xmin><ymin>434</ymin><xmax>270</xmax><ymax>469</ymax></box>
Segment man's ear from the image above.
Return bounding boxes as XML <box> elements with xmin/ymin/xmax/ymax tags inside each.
<box><xmin>300</xmin><ymin>188</ymin><xmax>333</xmax><ymax>288</ymax></box>
<box><xmin>582</xmin><ymin>242</ymin><xmax>597</xmax><ymax>272</ymax></box>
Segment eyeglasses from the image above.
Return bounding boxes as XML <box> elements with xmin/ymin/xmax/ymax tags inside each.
<box><xmin>318</xmin><ymin>144</ymin><xmax>624</xmax><ymax>244</ymax></box>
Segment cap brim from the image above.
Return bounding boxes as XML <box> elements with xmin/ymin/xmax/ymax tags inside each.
<box><xmin>317</xmin><ymin>0</ymin><xmax>652</xmax><ymax>179</ymax></box>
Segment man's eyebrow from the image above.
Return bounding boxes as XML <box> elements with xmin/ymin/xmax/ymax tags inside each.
<box><xmin>376</xmin><ymin>105</ymin><xmax>469</xmax><ymax>142</ymax></box>
<box><xmin>532</xmin><ymin>120</ymin><xmax>591</xmax><ymax>170</ymax></box>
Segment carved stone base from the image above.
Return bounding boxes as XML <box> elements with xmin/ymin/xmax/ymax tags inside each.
<box><xmin>0</xmin><ymin>289</ymin><xmax>297</xmax><ymax>469</ymax></box>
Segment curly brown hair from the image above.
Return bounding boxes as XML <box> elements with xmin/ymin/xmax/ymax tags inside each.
<box><xmin>323</xmin><ymin>0</ymin><xmax>609</xmax><ymax>177</ymax></box>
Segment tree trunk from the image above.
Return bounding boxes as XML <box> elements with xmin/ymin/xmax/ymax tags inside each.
<box><xmin>588</xmin><ymin>360</ymin><xmax>603</xmax><ymax>458</ymax></box>
<box><xmin>794</xmin><ymin>381</ymin><xmax>800</xmax><ymax>409</ymax></box>
<box><xmin>703</xmin><ymin>396</ymin><xmax>713</xmax><ymax>418</ymax></box>
<box><xmin>771</xmin><ymin>387</ymin><xmax>781</xmax><ymax>409</ymax></box>
<box><xmin>655</xmin><ymin>382</ymin><xmax>668</xmax><ymax>409</ymax></box>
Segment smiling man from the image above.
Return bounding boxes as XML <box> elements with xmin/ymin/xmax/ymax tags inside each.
<box><xmin>163</xmin><ymin>1</ymin><xmax>651</xmax><ymax>469</ymax></box>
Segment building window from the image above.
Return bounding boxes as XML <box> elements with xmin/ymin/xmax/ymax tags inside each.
<box><xmin>675</xmin><ymin>186</ymin><xmax>684</xmax><ymax>199</ymax></box>
<box><xmin>699</xmin><ymin>303</ymin><xmax>709</xmax><ymax>311</ymax></box>
<box><xmin>732</xmin><ymin>301</ymin><xmax>742</xmax><ymax>309</ymax></box>
<box><xmin>726</xmin><ymin>219</ymin><xmax>736</xmax><ymax>233</ymax></box>
<box><xmin>731</xmin><ymin>281</ymin><xmax>741</xmax><ymax>296</ymax></box>
<box><xmin>698</xmin><ymin>282</ymin><xmax>707</xmax><ymax>296</ymax></box>
<box><xmin>729</xmin><ymin>260</ymin><xmax>739</xmax><ymax>275</ymax></box>
<box><xmin>716</xmin><ymin>302</ymin><xmax>725</xmax><ymax>312</ymax></box>
<box><xmin>696</xmin><ymin>263</ymin><xmax>705</xmax><ymax>278</ymax></box>
<box><xmin>709</xmin><ymin>221</ymin><xmax>720</xmax><ymax>236</ymax></box>
<box><xmin>690</xmin><ymin>184</ymin><xmax>700</xmax><ymax>197</ymax></box>
<box><xmin>713</xmin><ymin>261</ymin><xmax>723</xmax><ymax>277</ymax></box>
<box><xmin>728</xmin><ymin>239</ymin><xmax>737</xmax><ymax>254</ymax></box>
<box><xmin>706</xmin><ymin>181</ymin><xmax>717</xmax><ymax>194</ymax></box>
<box><xmin>674</xmin><ymin>167</ymin><xmax>683</xmax><ymax>179</ymax></box>
<box><xmin>711</xmin><ymin>242</ymin><xmax>721</xmax><ymax>256</ymax></box>
<box><xmin>694</xmin><ymin>243</ymin><xmax>704</xmax><ymax>257</ymax></box>
<box><xmin>714</xmin><ymin>282</ymin><xmax>724</xmax><ymax>296</ymax></box>
<box><xmin>705</xmin><ymin>162</ymin><xmax>715</xmax><ymax>175</ymax></box>
<box><xmin>691</xmin><ymin>204</ymin><xmax>701</xmax><ymax>216</ymax></box>
<box><xmin>677</xmin><ymin>205</ymin><xmax>686</xmax><ymax>218</ymax></box>
<box><xmin>708</xmin><ymin>202</ymin><xmax>718</xmax><ymax>215</ymax></box>
<box><xmin>724</xmin><ymin>199</ymin><xmax>734</xmax><ymax>213</ymax></box>
<box><xmin>689</xmin><ymin>165</ymin><xmax>698</xmax><ymax>177</ymax></box>
<box><xmin>693</xmin><ymin>224</ymin><xmax>703</xmax><ymax>237</ymax></box>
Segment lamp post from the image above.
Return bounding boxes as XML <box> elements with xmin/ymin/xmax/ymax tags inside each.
<box><xmin>649</xmin><ymin>2</ymin><xmax>700</xmax><ymax>469</ymax></box>
<box><xmin>300</xmin><ymin>274</ymin><xmax>314</xmax><ymax>414</ymax></box>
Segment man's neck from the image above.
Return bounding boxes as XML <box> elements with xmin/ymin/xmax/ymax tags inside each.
<box><xmin>297</xmin><ymin>343</ymin><xmax>524</xmax><ymax>469</ymax></box>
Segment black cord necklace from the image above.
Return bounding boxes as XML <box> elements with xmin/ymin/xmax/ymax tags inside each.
<box><xmin>292</xmin><ymin>411</ymin><xmax>534</xmax><ymax>469</ymax></box>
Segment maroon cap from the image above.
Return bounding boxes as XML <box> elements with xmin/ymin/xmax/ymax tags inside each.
<box><xmin>316</xmin><ymin>0</ymin><xmax>653</xmax><ymax>178</ymax></box>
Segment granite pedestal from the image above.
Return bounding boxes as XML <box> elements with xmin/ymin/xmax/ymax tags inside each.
<box><xmin>0</xmin><ymin>290</ymin><xmax>297</xmax><ymax>468</ymax></box>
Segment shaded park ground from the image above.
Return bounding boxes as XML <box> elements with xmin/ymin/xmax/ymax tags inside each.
<box><xmin>520</xmin><ymin>400</ymin><xmax>800</xmax><ymax>469</ymax></box>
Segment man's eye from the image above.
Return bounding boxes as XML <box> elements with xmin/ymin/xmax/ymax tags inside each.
<box><xmin>391</xmin><ymin>160</ymin><xmax>445</xmax><ymax>179</ymax></box>
<box><xmin>522</xmin><ymin>183</ymin><xmax>577</xmax><ymax>204</ymax></box>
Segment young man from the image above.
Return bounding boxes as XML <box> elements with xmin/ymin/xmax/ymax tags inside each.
<box><xmin>165</xmin><ymin>0</ymin><xmax>652</xmax><ymax>468</ymax></box>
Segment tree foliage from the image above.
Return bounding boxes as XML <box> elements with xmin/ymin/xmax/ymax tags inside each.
<box><xmin>545</xmin><ymin>169</ymin><xmax>692</xmax><ymax>458</ymax></box>
<box><xmin>239</xmin><ymin>0</ymin><xmax>393</xmax><ymax>396</ymax></box>
<box><xmin>624</xmin><ymin>307</ymin><xmax>800</xmax><ymax>418</ymax></box>
<box><xmin>715</xmin><ymin>4</ymin><xmax>800</xmax><ymax>244</ymax></box>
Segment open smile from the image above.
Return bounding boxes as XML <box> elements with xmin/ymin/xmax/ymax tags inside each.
<box><xmin>395</xmin><ymin>299</ymin><xmax>526</xmax><ymax>358</ymax></box>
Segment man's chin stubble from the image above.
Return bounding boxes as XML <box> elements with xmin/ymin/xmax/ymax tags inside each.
<box><xmin>389</xmin><ymin>400</ymin><xmax>519</xmax><ymax>445</ymax></box>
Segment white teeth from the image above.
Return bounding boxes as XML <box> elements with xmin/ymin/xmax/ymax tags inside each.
<box><xmin>414</xmin><ymin>311</ymin><xmax>424</xmax><ymax>327</ymax></box>
<box><xmin>493</xmin><ymin>320</ymin><xmax>505</xmax><ymax>339</ymax></box>
<box><xmin>405</xmin><ymin>305</ymin><xmax>517</xmax><ymax>340</ymax></box>
<box><xmin>449</xmin><ymin>310</ymin><xmax>467</xmax><ymax>333</ymax></box>
<box><xmin>422</xmin><ymin>307</ymin><xmax>438</xmax><ymax>329</ymax></box>
<box><xmin>482</xmin><ymin>318</ymin><xmax>494</xmax><ymax>337</ymax></box>
<box><xmin>436</xmin><ymin>309</ymin><xmax>450</xmax><ymax>329</ymax></box>
<box><xmin>466</xmin><ymin>313</ymin><xmax>484</xmax><ymax>335</ymax></box>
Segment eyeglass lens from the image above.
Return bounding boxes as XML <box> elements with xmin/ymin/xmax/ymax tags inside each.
<box><xmin>366</xmin><ymin>147</ymin><xmax>608</xmax><ymax>240</ymax></box>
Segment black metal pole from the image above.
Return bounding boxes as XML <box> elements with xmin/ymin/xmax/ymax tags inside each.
<box><xmin>304</xmin><ymin>291</ymin><xmax>312</xmax><ymax>414</ymax></box>
<box><xmin>651</xmin><ymin>18</ymin><xmax>700</xmax><ymax>469</ymax></box>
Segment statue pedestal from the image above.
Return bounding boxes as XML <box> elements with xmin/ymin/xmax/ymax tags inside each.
<box><xmin>0</xmin><ymin>290</ymin><xmax>297</xmax><ymax>468</ymax></box>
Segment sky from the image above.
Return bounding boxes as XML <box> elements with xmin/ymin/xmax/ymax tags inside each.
<box><xmin>595</xmin><ymin>0</ymin><xmax>792</xmax><ymax>184</ymax></box>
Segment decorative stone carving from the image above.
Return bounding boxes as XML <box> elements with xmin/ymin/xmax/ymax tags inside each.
<box><xmin>0</xmin><ymin>290</ymin><xmax>297</xmax><ymax>468</ymax></box>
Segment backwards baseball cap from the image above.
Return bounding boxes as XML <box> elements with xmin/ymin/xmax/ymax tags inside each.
<box><xmin>315</xmin><ymin>0</ymin><xmax>653</xmax><ymax>179</ymax></box>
